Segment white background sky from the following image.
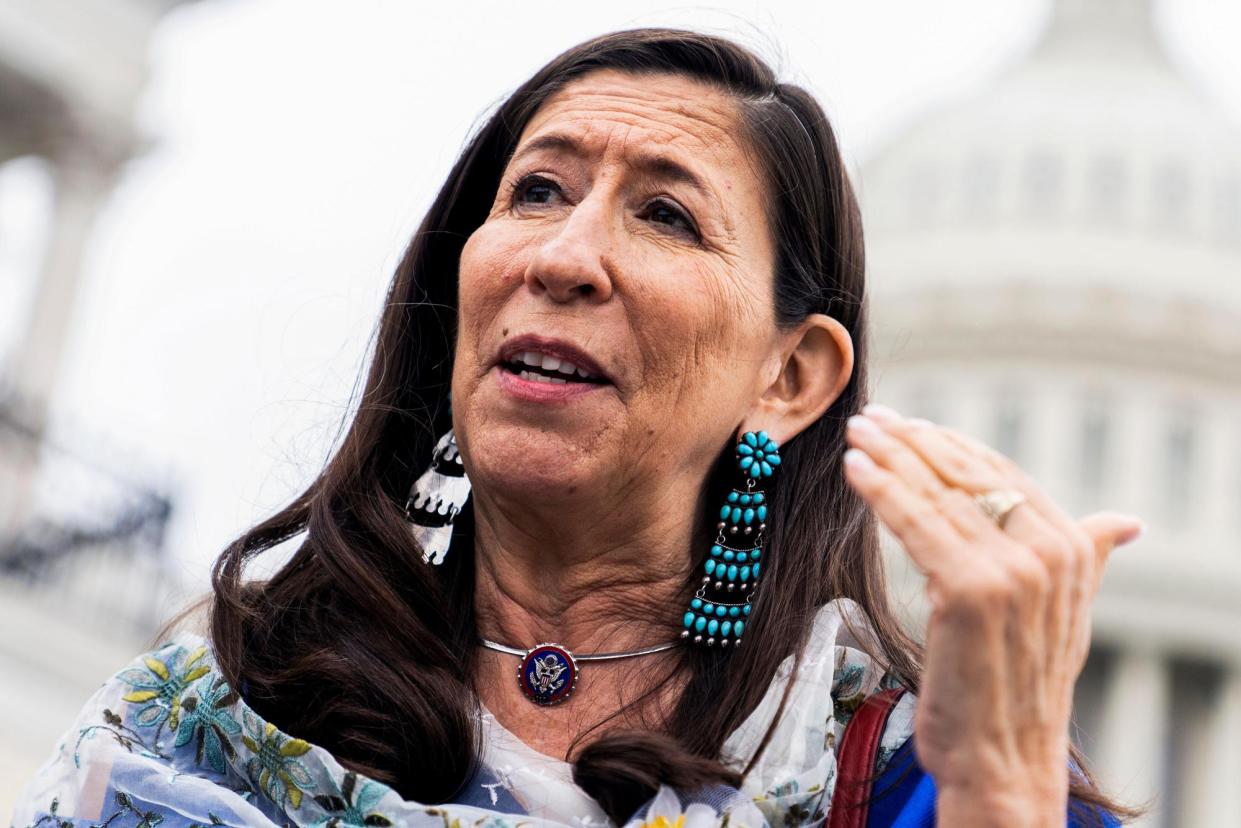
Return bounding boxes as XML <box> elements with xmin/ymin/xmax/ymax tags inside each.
<box><xmin>32</xmin><ymin>0</ymin><xmax>1241</xmax><ymax>596</ymax></box>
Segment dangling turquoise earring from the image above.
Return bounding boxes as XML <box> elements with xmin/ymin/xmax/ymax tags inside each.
<box><xmin>681</xmin><ymin>430</ymin><xmax>781</xmax><ymax>648</ymax></box>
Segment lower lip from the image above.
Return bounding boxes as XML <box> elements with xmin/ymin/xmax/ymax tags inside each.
<box><xmin>495</xmin><ymin>366</ymin><xmax>610</xmax><ymax>402</ymax></box>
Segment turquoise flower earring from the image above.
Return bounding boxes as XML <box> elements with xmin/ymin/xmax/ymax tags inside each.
<box><xmin>681</xmin><ymin>430</ymin><xmax>780</xmax><ymax>648</ymax></box>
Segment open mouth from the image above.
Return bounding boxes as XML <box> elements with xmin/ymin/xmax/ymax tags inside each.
<box><xmin>500</xmin><ymin>350</ymin><xmax>610</xmax><ymax>386</ymax></box>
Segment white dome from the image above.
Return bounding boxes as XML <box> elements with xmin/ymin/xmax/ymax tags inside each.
<box><xmin>860</xmin><ymin>0</ymin><xmax>1241</xmax><ymax>353</ymax></box>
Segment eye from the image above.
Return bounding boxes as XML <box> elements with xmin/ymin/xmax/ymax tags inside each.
<box><xmin>511</xmin><ymin>173</ymin><xmax>563</xmax><ymax>206</ymax></box>
<box><xmin>641</xmin><ymin>198</ymin><xmax>700</xmax><ymax>240</ymax></box>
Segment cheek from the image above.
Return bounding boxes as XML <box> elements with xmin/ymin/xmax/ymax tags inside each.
<box><xmin>456</xmin><ymin>226</ymin><xmax>528</xmax><ymax>365</ymax></box>
<box><xmin>630</xmin><ymin>255</ymin><xmax>769</xmax><ymax>412</ymax></box>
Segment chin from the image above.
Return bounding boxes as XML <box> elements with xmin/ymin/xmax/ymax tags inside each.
<box><xmin>457</xmin><ymin>421</ymin><xmax>613</xmax><ymax>504</ymax></box>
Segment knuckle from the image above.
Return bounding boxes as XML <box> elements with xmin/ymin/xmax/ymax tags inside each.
<box><xmin>928</xmin><ymin>484</ymin><xmax>960</xmax><ymax>511</ymax></box>
<box><xmin>1008</xmin><ymin>553</ymin><xmax>1053</xmax><ymax>597</ymax></box>
<box><xmin>1028</xmin><ymin>535</ymin><xmax>1074</xmax><ymax>575</ymax></box>
<box><xmin>937</xmin><ymin>563</ymin><xmax>1016</xmax><ymax>614</ymax></box>
<box><xmin>941</xmin><ymin>454</ymin><xmax>974</xmax><ymax>480</ymax></box>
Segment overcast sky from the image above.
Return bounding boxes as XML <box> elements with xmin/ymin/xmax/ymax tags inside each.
<box><xmin>29</xmin><ymin>0</ymin><xmax>1241</xmax><ymax>596</ymax></box>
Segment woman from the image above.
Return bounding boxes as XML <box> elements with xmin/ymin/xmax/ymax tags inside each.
<box><xmin>14</xmin><ymin>28</ymin><xmax>1143</xmax><ymax>828</ymax></box>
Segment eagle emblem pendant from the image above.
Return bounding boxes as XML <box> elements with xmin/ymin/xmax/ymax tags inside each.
<box><xmin>517</xmin><ymin>643</ymin><xmax>579</xmax><ymax>705</ymax></box>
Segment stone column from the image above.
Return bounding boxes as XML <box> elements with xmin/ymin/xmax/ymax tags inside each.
<box><xmin>2</xmin><ymin>153</ymin><xmax>116</xmax><ymax>535</ymax></box>
<box><xmin>1200</xmin><ymin>668</ymin><xmax>1241</xmax><ymax>827</ymax></box>
<box><xmin>1096</xmin><ymin>648</ymin><xmax>1169</xmax><ymax>826</ymax></box>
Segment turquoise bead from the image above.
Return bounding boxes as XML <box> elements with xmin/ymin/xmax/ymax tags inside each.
<box><xmin>729</xmin><ymin>606</ymin><xmax>741</xmax><ymax>617</ymax></box>
<box><xmin>760</xmin><ymin>461</ymin><xmax>773</xmax><ymax>476</ymax></box>
<box><xmin>735</xmin><ymin>620</ymin><xmax>745</xmax><ymax>636</ymax></box>
<box><xmin>755</xmin><ymin>492</ymin><xmax>765</xmax><ymax>503</ymax></box>
<box><xmin>753</xmin><ymin>562</ymin><xmax>761</xmax><ymax>578</ymax></box>
<box><xmin>695</xmin><ymin>616</ymin><xmax>707</xmax><ymax>632</ymax></box>
<box><xmin>727</xmin><ymin>491</ymin><xmax>740</xmax><ymax>503</ymax></box>
<box><xmin>757</xmin><ymin>505</ymin><xmax>767</xmax><ymax>521</ymax></box>
<box><xmin>735</xmin><ymin>551</ymin><xmax>747</xmax><ymax>563</ymax></box>
<box><xmin>716</xmin><ymin>605</ymin><xmax>727</xmax><ymax>617</ymax></box>
<box><xmin>743</xmin><ymin>507</ymin><xmax>755</xmax><ymax>525</ymax></box>
<box><xmin>757</xmin><ymin>430</ymin><xmax>768</xmax><ymax>445</ymax></box>
<box><xmin>740</xmin><ymin>456</ymin><xmax>754</xmax><ymax>471</ymax></box>
<box><xmin>730</xmin><ymin>507</ymin><xmax>742</xmax><ymax>523</ymax></box>
<box><xmin>768</xmin><ymin>454</ymin><xmax>781</xmax><ymax>466</ymax></box>
<box><xmin>743</xmin><ymin>605</ymin><xmax>752</xmax><ymax>616</ymax></box>
<box><xmin>727</xmin><ymin>565</ymin><xmax>738</xmax><ymax>581</ymax></box>
<box><xmin>737</xmin><ymin>441</ymin><xmax>754</xmax><ymax>455</ymax></box>
<box><xmin>740</xmin><ymin>493</ymin><xmax>751</xmax><ymax>505</ymax></box>
<box><xmin>719</xmin><ymin>505</ymin><xmax>731</xmax><ymax>520</ymax></box>
<box><xmin>704</xmin><ymin>603</ymin><xmax>714</xmax><ymax>615</ymax></box>
<box><xmin>705</xmin><ymin>559</ymin><xmax>716</xmax><ymax>576</ymax></box>
<box><xmin>691</xmin><ymin>598</ymin><xmax>702</xmax><ymax>610</ymax></box>
<box><xmin>744</xmin><ymin>432</ymin><xmax>758</xmax><ymax>447</ymax></box>
<box><xmin>721</xmin><ymin>620</ymin><xmax>732</xmax><ymax>637</ymax></box>
<box><xmin>751</xmin><ymin>548</ymin><xmax>761</xmax><ymax>559</ymax></box>
<box><xmin>723</xmin><ymin>550</ymin><xmax>735</xmax><ymax>562</ymax></box>
<box><xmin>707</xmin><ymin>619</ymin><xmax>719</xmax><ymax>636</ymax></box>
<box><xmin>740</xmin><ymin>566</ymin><xmax>751</xmax><ymax>581</ymax></box>
<box><xmin>711</xmin><ymin>545</ymin><xmax>722</xmax><ymax>557</ymax></box>
<box><xmin>683</xmin><ymin>612</ymin><xmax>695</xmax><ymax>628</ymax></box>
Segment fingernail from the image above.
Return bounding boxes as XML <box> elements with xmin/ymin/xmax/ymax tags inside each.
<box><xmin>847</xmin><ymin>414</ymin><xmax>882</xmax><ymax>436</ymax></box>
<box><xmin>861</xmin><ymin>403</ymin><xmax>900</xmax><ymax>422</ymax></box>
<box><xmin>843</xmin><ymin>448</ymin><xmax>875</xmax><ymax>470</ymax></box>
<box><xmin>1116</xmin><ymin>519</ymin><xmax>1145</xmax><ymax>545</ymax></box>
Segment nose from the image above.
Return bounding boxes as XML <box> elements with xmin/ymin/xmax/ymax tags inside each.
<box><xmin>522</xmin><ymin>196</ymin><xmax>615</xmax><ymax>304</ymax></box>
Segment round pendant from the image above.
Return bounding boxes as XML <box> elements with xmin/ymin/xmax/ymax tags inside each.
<box><xmin>517</xmin><ymin>643</ymin><xmax>578</xmax><ymax>705</ymax></box>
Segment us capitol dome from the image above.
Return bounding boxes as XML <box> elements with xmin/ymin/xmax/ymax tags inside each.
<box><xmin>859</xmin><ymin>1</ymin><xmax>1241</xmax><ymax>825</ymax></box>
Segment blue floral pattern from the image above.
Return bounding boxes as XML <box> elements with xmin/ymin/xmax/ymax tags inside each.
<box><xmin>12</xmin><ymin>600</ymin><xmax>917</xmax><ymax>828</ymax></box>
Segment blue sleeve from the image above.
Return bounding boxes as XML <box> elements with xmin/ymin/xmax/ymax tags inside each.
<box><xmin>865</xmin><ymin>739</ymin><xmax>1122</xmax><ymax>828</ymax></box>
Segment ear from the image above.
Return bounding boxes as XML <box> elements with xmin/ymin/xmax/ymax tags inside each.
<box><xmin>741</xmin><ymin>313</ymin><xmax>854</xmax><ymax>445</ymax></box>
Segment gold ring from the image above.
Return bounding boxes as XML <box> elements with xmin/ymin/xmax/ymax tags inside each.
<box><xmin>974</xmin><ymin>489</ymin><xmax>1027</xmax><ymax>529</ymax></box>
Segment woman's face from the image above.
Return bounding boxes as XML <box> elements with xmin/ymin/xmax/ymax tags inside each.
<box><xmin>453</xmin><ymin>68</ymin><xmax>782</xmax><ymax>504</ymax></box>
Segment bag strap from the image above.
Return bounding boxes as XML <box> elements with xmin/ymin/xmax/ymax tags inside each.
<box><xmin>827</xmin><ymin>687</ymin><xmax>907</xmax><ymax>828</ymax></box>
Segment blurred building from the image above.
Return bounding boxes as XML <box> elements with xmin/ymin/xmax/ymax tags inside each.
<box><xmin>0</xmin><ymin>0</ymin><xmax>188</xmax><ymax>816</ymax></box>
<box><xmin>861</xmin><ymin>1</ymin><xmax>1241</xmax><ymax>826</ymax></box>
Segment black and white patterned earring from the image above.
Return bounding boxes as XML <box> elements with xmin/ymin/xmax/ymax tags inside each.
<box><xmin>404</xmin><ymin>428</ymin><xmax>471</xmax><ymax>565</ymax></box>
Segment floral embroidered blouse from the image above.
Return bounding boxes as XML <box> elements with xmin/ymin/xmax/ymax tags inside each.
<box><xmin>12</xmin><ymin>599</ymin><xmax>916</xmax><ymax>828</ymax></box>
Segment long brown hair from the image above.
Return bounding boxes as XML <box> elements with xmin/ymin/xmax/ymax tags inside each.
<box><xmin>200</xmin><ymin>28</ymin><xmax>1132</xmax><ymax>824</ymax></box>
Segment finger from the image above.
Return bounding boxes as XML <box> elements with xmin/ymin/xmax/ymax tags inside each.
<box><xmin>845</xmin><ymin>414</ymin><xmax>997</xmax><ymax>541</ymax></box>
<box><xmin>925</xmin><ymin>423</ymin><xmax>1104</xmax><ymax>679</ymax></box>
<box><xmin>937</xmin><ymin>427</ymin><xmax>1080</xmax><ymax>536</ymax></box>
<box><xmin>872</xmin><ymin>410</ymin><xmax>1091</xmax><ymax>561</ymax></box>
<box><xmin>870</xmin><ymin>415</ymin><xmax>1065</xmax><ymax>546</ymax></box>
<box><xmin>1077</xmin><ymin>511</ymin><xmax>1144</xmax><ymax>592</ymax></box>
<box><xmin>843</xmin><ymin>447</ymin><xmax>981</xmax><ymax>574</ymax></box>
<box><xmin>865</xmin><ymin>406</ymin><xmax>1084</xmax><ymax>684</ymax></box>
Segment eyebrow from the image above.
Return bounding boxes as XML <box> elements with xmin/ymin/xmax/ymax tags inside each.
<box><xmin>509</xmin><ymin>132</ymin><xmax>722</xmax><ymax>210</ymax></box>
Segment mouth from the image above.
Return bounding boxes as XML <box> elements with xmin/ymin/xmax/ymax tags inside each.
<box><xmin>496</xmin><ymin>335</ymin><xmax>613</xmax><ymax>387</ymax></box>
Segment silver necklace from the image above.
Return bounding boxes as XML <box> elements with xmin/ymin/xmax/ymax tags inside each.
<box><xmin>479</xmin><ymin>637</ymin><xmax>681</xmax><ymax>706</ymax></box>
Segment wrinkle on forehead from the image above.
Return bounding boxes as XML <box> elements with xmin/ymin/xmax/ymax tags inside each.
<box><xmin>517</xmin><ymin>70</ymin><xmax>768</xmax><ymax>244</ymax></box>
<box><xmin>529</xmin><ymin>70</ymin><xmax>741</xmax><ymax>146</ymax></box>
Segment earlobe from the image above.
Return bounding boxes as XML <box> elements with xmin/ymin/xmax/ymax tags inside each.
<box><xmin>743</xmin><ymin>314</ymin><xmax>854</xmax><ymax>444</ymax></box>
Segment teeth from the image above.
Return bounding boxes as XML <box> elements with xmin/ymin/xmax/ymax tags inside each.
<box><xmin>512</xmin><ymin>348</ymin><xmax>597</xmax><ymax>380</ymax></box>
<box><xmin>517</xmin><ymin>369</ymin><xmax>568</xmax><ymax>385</ymax></box>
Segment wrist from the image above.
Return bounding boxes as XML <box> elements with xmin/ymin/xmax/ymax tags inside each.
<box><xmin>936</xmin><ymin>784</ymin><xmax>1064</xmax><ymax>828</ymax></box>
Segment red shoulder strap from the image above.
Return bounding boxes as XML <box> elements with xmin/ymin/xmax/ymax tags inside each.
<box><xmin>827</xmin><ymin>687</ymin><xmax>906</xmax><ymax>828</ymax></box>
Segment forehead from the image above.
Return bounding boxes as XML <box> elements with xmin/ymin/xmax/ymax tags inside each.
<box><xmin>515</xmin><ymin>69</ymin><xmax>761</xmax><ymax>187</ymax></box>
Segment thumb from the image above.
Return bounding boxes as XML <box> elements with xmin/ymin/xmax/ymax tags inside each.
<box><xmin>1078</xmin><ymin>510</ymin><xmax>1144</xmax><ymax>585</ymax></box>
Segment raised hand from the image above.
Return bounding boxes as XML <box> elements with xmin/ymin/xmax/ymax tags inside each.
<box><xmin>841</xmin><ymin>403</ymin><xmax>1143</xmax><ymax>826</ymax></box>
